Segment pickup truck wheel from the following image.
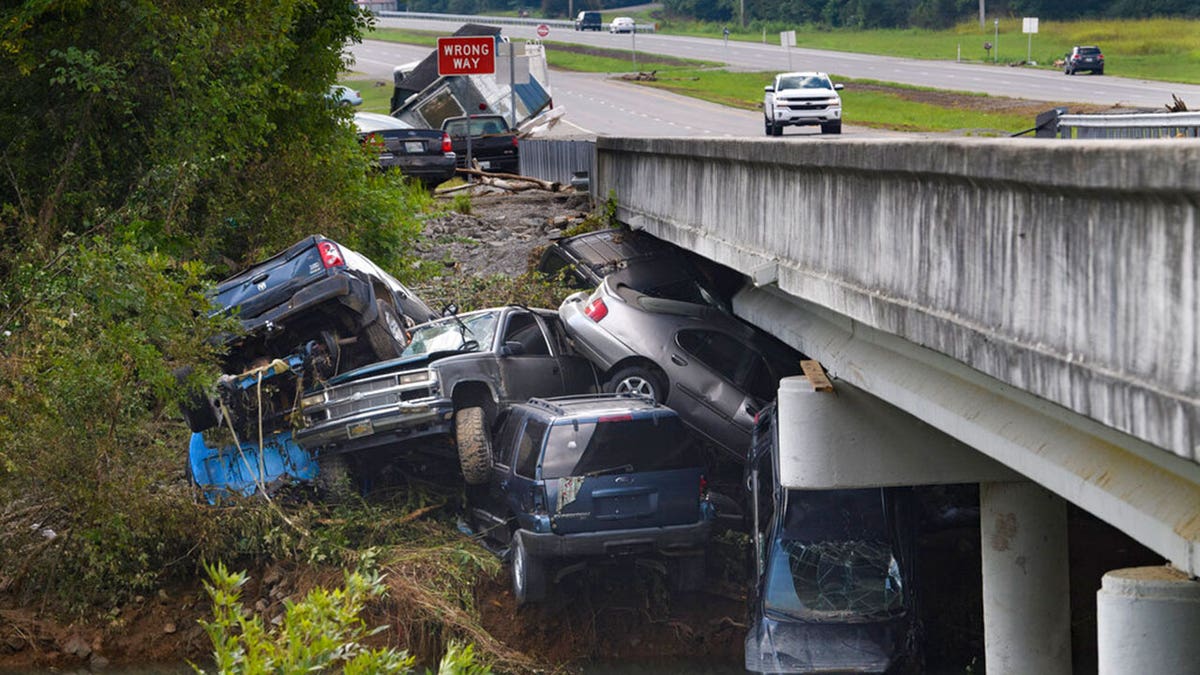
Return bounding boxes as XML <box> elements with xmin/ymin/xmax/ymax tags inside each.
<box><xmin>363</xmin><ymin>299</ymin><xmax>407</xmax><ymax>361</ymax></box>
<box><xmin>764</xmin><ymin>119</ymin><xmax>772</xmax><ymax>136</ymax></box>
<box><xmin>455</xmin><ymin>406</ymin><xmax>493</xmax><ymax>485</ymax></box>
<box><xmin>512</xmin><ymin>532</ymin><xmax>547</xmax><ymax>605</ymax></box>
<box><xmin>317</xmin><ymin>452</ymin><xmax>356</xmax><ymax>501</ymax></box>
<box><xmin>604</xmin><ymin>365</ymin><xmax>665</xmax><ymax>403</ymax></box>
<box><xmin>821</xmin><ymin>121</ymin><xmax>842</xmax><ymax>135</ymax></box>
<box><xmin>174</xmin><ymin>366</ymin><xmax>218</xmax><ymax>433</ymax></box>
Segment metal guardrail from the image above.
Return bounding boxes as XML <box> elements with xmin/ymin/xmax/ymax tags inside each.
<box><xmin>1057</xmin><ymin>111</ymin><xmax>1200</xmax><ymax>139</ymax></box>
<box><xmin>518</xmin><ymin>139</ymin><xmax>597</xmax><ymax>195</ymax></box>
<box><xmin>373</xmin><ymin>10</ymin><xmax>656</xmax><ymax>33</ymax></box>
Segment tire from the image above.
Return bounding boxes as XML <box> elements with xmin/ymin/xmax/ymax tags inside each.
<box><xmin>511</xmin><ymin>532</ymin><xmax>547</xmax><ymax>605</ymax></box>
<box><xmin>362</xmin><ymin>299</ymin><xmax>407</xmax><ymax>361</ymax></box>
<box><xmin>175</xmin><ymin>366</ymin><xmax>218</xmax><ymax>433</ymax></box>
<box><xmin>604</xmin><ymin>365</ymin><xmax>666</xmax><ymax>403</ymax></box>
<box><xmin>764</xmin><ymin>119</ymin><xmax>773</xmax><ymax>136</ymax></box>
<box><xmin>455</xmin><ymin>406</ymin><xmax>493</xmax><ymax>485</ymax></box>
<box><xmin>821</xmin><ymin>120</ymin><xmax>842</xmax><ymax>135</ymax></box>
<box><xmin>1096</xmin><ymin>67</ymin><xmax>1104</xmax><ymax>75</ymax></box>
<box><xmin>671</xmin><ymin>554</ymin><xmax>706</xmax><ymax>593</ymax></box>
<box><xmin>317</xmin><ymin>452</ymin><xmax>355</xmax><ymax>501</ymax></box>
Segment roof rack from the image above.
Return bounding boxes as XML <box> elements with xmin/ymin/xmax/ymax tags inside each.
<box><xmin>524</xmin><ymin>393</ymin><xmax>659</xmax><ymax>416</ymax></box>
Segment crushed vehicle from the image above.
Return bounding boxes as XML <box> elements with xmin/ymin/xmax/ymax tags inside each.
<box><xmin>745</xmin><ymin>398</ymin><xmax>919</xmax><ymax>674</ymax></box>
<box><xmin>763</xmin><ymin>71</ymin><xmax>844</xmax><ymax>136</ymax></box>
<box><xmin>441</xmin><ymin>114</ymin><xmax>519</xmax><ymax>174</ymax></box>
<box><xmin>559</xmin><ymin>277</ymin><xmax>804</xmax><ymax>459</ymax></box>
<box><xmin>292</xmin><ymin>306</ymin><xmax>599</xmax><ymax>486</ymax></box>
<box><xmin>536</xmin><ymin>227</ymin><xmax>743</xmax><ymax>305</ymax></box>
<box><xmin>180</xmin><ymin>235</ymin><xmax>437</xmax><ymax>434</ymax></box>
<box><xmin>353</xmin><ymin>111</ymin><xmax>457</xmax><ymax>188</ymax></box>
<box><xmin>389</xmin><ymin>24</ymin><xmax>552</xmax><ymax>134</ymax></box>
<box><xmin>468</xmin><ymin>394</ymin><xmax>715</xmax><ymax>604</ymax></box>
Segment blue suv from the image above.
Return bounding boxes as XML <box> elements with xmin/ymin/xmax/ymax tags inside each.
<box><xmin>469</xmin><ymin>394</ymin><xmax>714</xmax><ymax>604</ymax></box>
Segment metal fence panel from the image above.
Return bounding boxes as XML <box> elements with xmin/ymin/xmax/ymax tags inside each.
<box><xmin>1058</xmin><ymin>112</ymin><xmax>1200</xmax><ymax>139</ymax></box>
<box><xmin>518</xmin><ymin>139</ymin><xmax>596</xmax><ymax>195</ymax></box>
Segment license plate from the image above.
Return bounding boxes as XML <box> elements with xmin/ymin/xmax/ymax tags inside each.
<box><xmin>379</xmin><ymin>153</ymin><xmax>394</xmax><ymax>160</ymax></box>
<box><xmin>404</xmin><ymin>141</ymin><xmax>424</xmax><ymax>153</ymax></box>
<box><xmin>346</xmin><ymin>420</ymin><xmax>374</xmax><ymax>439</ymax></box>
<box><xmin>480</xmin><ymin>160</ymin><xmax>492</xmax><ymax>169</ymax></box>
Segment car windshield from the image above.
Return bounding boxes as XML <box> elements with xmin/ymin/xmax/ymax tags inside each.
<box><xmin>540</xmin><ymin>414</ymin><xmax>699</xmax><ymax>479</ymax></box>
<box><xmin>763</xmin><ymin>489</ymin><xmax>904</xmax><ymax>622</ymax></box>
<box><xmin>778</xmin><ymin>75</ymin><xmax>831</xmax><ymax>90</ymax></box>
<box><xmin>401</xmin><ymin>311</ymin><xmax>497</xmax><ymax>356</ymax></box>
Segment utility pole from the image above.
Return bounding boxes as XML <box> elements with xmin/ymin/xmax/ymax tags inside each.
<box><xmin>979</xmin><ymin>0</ymin><xmax>985</xmax><ymax>30</ymax></box>
<box><xmin>740</xmin><ymin>0</ymin><xmax>745</xmax><ymax>28</ymax></box>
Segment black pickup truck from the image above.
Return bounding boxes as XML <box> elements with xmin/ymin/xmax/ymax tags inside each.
<box><xmin>441</xmin><ymin>115</ymin><xmax>519</xmax><ymax>174</ymax></box>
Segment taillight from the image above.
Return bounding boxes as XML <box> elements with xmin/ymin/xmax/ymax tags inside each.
<box><xmin>598</xmin><ymin>414</ymin><xmax>633</xmax><ymax>423</ymax></box>
<box><xmin>512</xmin><ymin>136</ymin><xmax>519</xmax><ymax>148</ymax></box>
<box><xmin>583</xmin><ymin>297</ymin><xmax>608</xmax><ymax>321</ymax></box>
<box><xmin>318</xmin><ymin>241</ymin><xmax>345</xmax><ymax>269</ymax></box>
<box><xmin>441</xmin><ymin>132</ymin><xmax>452</xmax><ymax>153</ymax></box>
<box><xmin>1098</xmin><ymin>54</ymin><xmax>1104</xmax><ymax>61</ymax></box>
<box><xmin>699</xmin><ymin>474</ymin><xmax>708</xmax><ymax>497</ymax></box>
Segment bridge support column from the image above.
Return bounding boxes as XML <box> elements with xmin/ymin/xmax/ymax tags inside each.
<box><xmin>1096</xmin><ymin>566</ymin><xmax>1200</xmax><ymax>674</ymax></box>
<box><xmin>980</xmin><ymin>481</ymin><xmax>1072</xmax><ymax>675</ymax></box>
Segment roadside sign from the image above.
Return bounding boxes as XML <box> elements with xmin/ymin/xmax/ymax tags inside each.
<box><xmin>1022</xmin><ymin>17</ymin><xmax>1039</xmax><ymax>33</ymax></box>
<box><xmin>436</xmin><ymin>36</ymin><xmax>495</xmax><ymax>76</ymax></box>
<box><xmin>536</xmin><ymin>23</ymin><xmax>549</xmax><ymax>38</ymax></box>
<box><xmin>780</xmin><ymin>30</ymin><xmax>796</xmax><ymax>47</ymax></box>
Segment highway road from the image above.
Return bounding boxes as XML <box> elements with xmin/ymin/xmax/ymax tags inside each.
<box><xmin>371</xmin><ymin>15</ymin><xmax>1200</xmax><ymax>109</ymax></box>
<box><xmin>351</xmin><ymin>35</ymin><xmax>911</xmax><ymax>138</ymax></box>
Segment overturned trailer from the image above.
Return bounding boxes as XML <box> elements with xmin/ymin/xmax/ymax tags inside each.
<box><xmin>389</xmin><ymin>23</ymin><xmax>553</xmax><ymax>132</ymax></box>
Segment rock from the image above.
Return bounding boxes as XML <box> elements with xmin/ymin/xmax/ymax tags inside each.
<box><xmin>90</xmin><ymin>654</ymin><xmax>110</xmax><ymax>670</ymax></box>
<box><xmin>62</xmin><ymin>633</ymin><xmax>91</xmax><ymax>659</ymax></box>
<box><xmin>263</xmin><ymin>565</ymin><xmax>283</xmax><ymax>586</ymax></box>
<box><xmin>163</xmin><ymin>622</ymin><xmax>177</xmax><ymax>634</ymax></box>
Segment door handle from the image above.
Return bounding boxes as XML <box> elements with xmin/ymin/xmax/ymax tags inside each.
<box><xmin>670</xmin><ymin>354</ymin><xmax>687</xmax><ymax>366</ymax></box>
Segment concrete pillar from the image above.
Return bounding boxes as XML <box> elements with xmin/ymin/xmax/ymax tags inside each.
<box><xmin>1097</xmin><ymin>566</ymin><xmax>1200</xmax><ymax>674</ymax></box>
<box><xmin>980</xmin><ymin>481</ymin><xmax>1072</xmax><ymax>675</ymax></box>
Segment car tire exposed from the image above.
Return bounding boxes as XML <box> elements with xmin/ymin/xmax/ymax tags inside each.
<box><xmin>455</xmin><ymin>406</ymin><xmax>493</xmax><ymax>485</ymax></box>
<box><xmin>363</xmin><ymin>299</ymin><xmax>408</xmax><ymax>361</ymax></box>
<box><xmin>512</xmin><ymin>531</ymin><xmax>547</xmax><ymax>605</ymax></box>
<box><xmin>604</xmin><ymin>365</ymin><xmax>666</xmax><ymax>403</ymax></box>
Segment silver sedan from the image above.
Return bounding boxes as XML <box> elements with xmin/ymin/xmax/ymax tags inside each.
<box><xmin>560</xmin><ymin>277</ymin><xmax>804</xmax><ymax>458</ymax></box>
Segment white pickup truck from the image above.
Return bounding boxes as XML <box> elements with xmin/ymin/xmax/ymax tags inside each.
<box><xmin>763</xmin><ymin>71</ymin><xmax>844</xmax><ymax>136</ymax></box>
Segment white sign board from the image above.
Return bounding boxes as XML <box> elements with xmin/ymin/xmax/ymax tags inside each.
<box><xmin>780</xmin><ymin>30</ymin><xmax>796</xmax><ymax>47</ymax></box>
<box><xmin>1022</xmin><ymin>17</ymin><xmax>1039</xmax><ymax>34</ymax></box>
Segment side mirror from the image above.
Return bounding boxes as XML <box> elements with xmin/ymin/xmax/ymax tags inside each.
<box><xmin>501</xmin><ymin>341</ymin><xmax>526</xmax><ymax>356</ymax></box>
<box><xmin>834</xmin><ymin>83</ymin><xmax>844</xmax><ymax>91</ymax></box>
<box><xmin>763</xmin><ymin>85</ymin><xmax>774</xmax><ymax>93</ymax></box>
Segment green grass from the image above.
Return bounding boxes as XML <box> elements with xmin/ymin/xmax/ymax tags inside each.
<box><xmin>655</xmin><ymin>17</ymin><xmax>1200</xmax><ymax>83</ymax></box>
<box><xmin>638</xmin><ymin>70</ymin><xmax>1034</xmax><ymax>134</ymax></box>
<box><xmin>340</xmin><ymin>79</ymin><xmax>393</xmax><ymax>114</ymax></box>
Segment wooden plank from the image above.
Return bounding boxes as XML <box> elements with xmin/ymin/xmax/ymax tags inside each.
<box><xmin>800</xmin><ymin>360</ymin><xmax>834</xmax><ymax>393</ymax></box>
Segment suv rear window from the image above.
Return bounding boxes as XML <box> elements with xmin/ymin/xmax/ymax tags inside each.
<box><xmin>1078</xmin><ymin>46</ymin><xmax>1101</xmax><ymax>55</ymax></box>
<box><xmin>540</xmin><ymin>415</ymin><xmax>699</xmax><ymax>479</ymax></box>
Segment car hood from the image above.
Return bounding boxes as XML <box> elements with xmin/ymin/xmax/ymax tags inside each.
<box><xmin>324</xmin><ymin>349</ymin><xmax>467</xmax><ymax>384</ymax></box>
<box><xmin>776</xmin><ymin>87</ymin><xmax>839</xmax><ymax>100</ymax></box>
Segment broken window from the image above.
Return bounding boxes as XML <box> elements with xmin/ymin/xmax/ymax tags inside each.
<box><xmin>763</xmin><ymin>489</ymin><xmax>906</xmax><ymax>622</ymax></box>
<box><xmin>540</xmin><ymin>415</ymin><xmax>698</xmax><ymax>479</ymax></box>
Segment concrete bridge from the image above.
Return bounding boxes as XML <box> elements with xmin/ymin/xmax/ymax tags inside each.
<box><xmin>594</xmin><ymin>137</ymin><xmax>1200</xmax><ymax>674</ymax></box>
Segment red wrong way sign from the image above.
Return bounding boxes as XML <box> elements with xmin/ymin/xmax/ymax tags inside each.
<box><xmin>536</xmin><ymin>23</ymin><xmax>550</xmax><ymax>38</ymax></box>
<box><xmin>436</xmin><ymin>36</ymin><xmax>495</xmax><ymax>76</ymax></box>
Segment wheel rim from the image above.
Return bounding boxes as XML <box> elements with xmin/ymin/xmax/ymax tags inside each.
<box><xmin>513</xmin><ymin>542</ymin><xmax>526</xmax><ymax>595</ymax></box>
<box><xmin>384</xmin><ymin>309</ymin><xmax>406</xmax><ymax>344</ymax></box>
<box><xmin>616</xmin><ymin>375</ymin><xmax>655</xmax><ymax>399</ymax></box>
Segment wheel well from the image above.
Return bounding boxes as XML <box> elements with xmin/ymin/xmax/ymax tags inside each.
<box><xmin>452</xmin><ymin>381</ymin><xmax>497</xmax><ymax>423</ymax></box>
<box><xmin>605</xmin><ymin>357</ymin><xmax>669</xmax><ymax>398</ymax></box>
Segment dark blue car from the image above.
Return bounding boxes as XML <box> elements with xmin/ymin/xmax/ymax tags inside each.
<box><xmin>469</xmin><ymin>394</ymin><xmax>715</xmax><ymax>604</ymax></box>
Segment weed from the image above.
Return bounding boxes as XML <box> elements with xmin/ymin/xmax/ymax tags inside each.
<box><xmin>451</xmin><ymin>193</ymin><xmax>472</xmax><ymax>215</ymax></box>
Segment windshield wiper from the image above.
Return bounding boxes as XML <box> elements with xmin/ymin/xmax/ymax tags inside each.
<box><xmin>584</xmin><ymin>463</ymin><xmax>634</xmax><ymax>477</ymax></box>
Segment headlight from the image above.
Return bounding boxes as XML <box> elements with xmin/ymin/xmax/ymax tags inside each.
<box><xmin>301</xmin><ymin>392</ymin><xmax>326</xmax><ymax>408</ymax></box>
<box><xmin>399</xmin><ymin>370</ymin><xmax>435</xmax><ymax>386</ymax></box>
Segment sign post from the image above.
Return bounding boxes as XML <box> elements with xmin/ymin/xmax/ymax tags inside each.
<box><xmin>780</xmin><ymin>30</ymin><xmax>796</xmax><ymax>70</ymax></box>
<box><xmin>1022</xmin><ymin>17</ymin><xmax>1039</xmax><ymax>65</ymax></box>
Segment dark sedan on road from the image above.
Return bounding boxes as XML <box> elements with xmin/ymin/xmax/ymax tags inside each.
<box><xmin>354</xmin><ymin>112</ymin><xmax>457</xmax><ymax>188</ymax></box>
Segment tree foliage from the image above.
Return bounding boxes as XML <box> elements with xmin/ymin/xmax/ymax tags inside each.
<box><xmin>0</xmin><ymin>1</ymin><xmax>431</xmax><ymax>609</ymax></box>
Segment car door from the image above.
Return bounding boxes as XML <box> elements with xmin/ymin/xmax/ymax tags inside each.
<box><xmin>541</xmin><ymin>313</ymin><xmax>598</xmax><ymax>394</ymax></box>
<box><xmin>495</xmin><ymin>310</ymin><xmax>570</xmax><ymax>403</ymax></box>
<box><xmin>474</xmin><ymin>408</ymin><xmax>525</xmax><ymax>546</ymax></box>
<box><xmin>668</xmin><ymin>328</ymin><xmax>761</xmax><ymax>454</ymax></box>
